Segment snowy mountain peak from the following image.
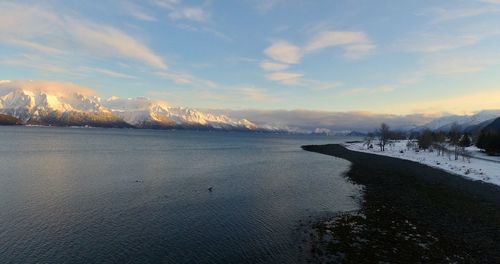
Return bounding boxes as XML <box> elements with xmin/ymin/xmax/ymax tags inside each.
<box><xmin>421</xmin><ymin>110</ymin><xmax>500</xmax><ymax>131</ymax></box>
<box><xmin>103</xmin><ymin>97</ymin><xmax>260</xmax><ymax>130</ymax></box>
<box><xmin>0</xmin><ymin>88</ymin><xmax>107</xmax><ymax>121</ymax></box>
<box><xmin>0</xmin><ymin>80</ymin><xmax>274</xmax><ymax>131</ymax></box>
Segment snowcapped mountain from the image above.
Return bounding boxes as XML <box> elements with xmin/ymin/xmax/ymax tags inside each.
<box><xmin>421</xmin><ymin>110</ymin><xmax>500</xmax><ymax>131</ymax></box>
<box><xmin>0</xmin><ymin>83</ymin><xmax>129</xmax><ymax>127</ymax></box>
<box><xmin>0</xmin><ymin>80</ymin><xmax>266</xmax><ymax>131</ymax></box>
<box><xmin>104</xmin><ymin>97</ymin><xmax>260</xmax><ymax>130</ymax></box>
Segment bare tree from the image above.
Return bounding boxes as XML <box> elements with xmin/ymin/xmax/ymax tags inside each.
<box><xmin>449</xmin><ymin>122</ymin><xmax>462</xmax><ymax>145</ymax></box>
<box><xmin>363</xmin><ymin>132</ymin><xmax>374</xmax><ymax>149</ymax></box>
<box><xmin>458</xmin><ymin>134</ymin><xmax>472</xmax><ymax>161</ymax></box>
<box><xmin>406</xmin><ymin>140</ymin><xmax>413</xmax><ymax>151</ymax></box>
<box><xmin>448</xmin><ymin>123</ymin><xmax>462</xmax><ymax>160</ymax></box>
<box><xmin>434</xmin><ymin>132</ymin><xmax>446</xmax><ymax>156</ymax></box>
<box><xmin>379</xmin><ymin>123</ymin><xmax>390</xmax><ymax>151</ymax></box>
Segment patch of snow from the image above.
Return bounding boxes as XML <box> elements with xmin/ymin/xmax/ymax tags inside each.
<box><xmin>465</xmin><ymin>146</ymin><xmax>500</xmax><ymax>163</ymax></box>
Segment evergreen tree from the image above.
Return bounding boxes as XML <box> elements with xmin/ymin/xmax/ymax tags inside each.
<box><xmin>459</xmin><ymin>134</ymin><xmax>471</xmax><ymax>148</ymax></box>
<box><xmin>418</xmin><ymin>129</ymin><xmax>433</xmax><ymax>150</ymax></box>
<box><xmin>476</xmin><ymin>131</ymin><xmax>500</xmax><ymax>155</ymax></box>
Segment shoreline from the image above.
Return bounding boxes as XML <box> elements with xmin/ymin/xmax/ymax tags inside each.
<box><xmin>301</xmin><ymin>144</ymin><xmax>500</xmax><ymax>263</ymax></box>
<box><xmin>343</xmin><ymin>140</ymin><xmax>500</xmax><ymax>186</ymax></box>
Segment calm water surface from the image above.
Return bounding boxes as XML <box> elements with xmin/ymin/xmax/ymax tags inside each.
<box><xmin>0</xmin><ymin>127</ymin><xmax>361</xmax><ymax>264</ymax></box>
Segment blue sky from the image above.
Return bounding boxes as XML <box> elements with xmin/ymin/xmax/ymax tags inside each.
<box><xmin>1</xmin><ymin>0</ymin><xmax>500</xmax><ymax>114</ymax></box>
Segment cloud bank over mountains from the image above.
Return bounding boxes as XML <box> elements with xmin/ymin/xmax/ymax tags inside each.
<box><xmin>210</xmin><ymin>109</ymin><xmax>438</xmax><ymax>133</ymax></box>
<box><xmin>1</xmin><ymin>80</ymin><xmax>499</xmax><ymax>134</ymax></box>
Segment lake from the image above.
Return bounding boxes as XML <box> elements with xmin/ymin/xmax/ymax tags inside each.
<box><xmin>0</xmin><ymin>127</ymin><xmax>361</xmax><ymax>264</ymax></box>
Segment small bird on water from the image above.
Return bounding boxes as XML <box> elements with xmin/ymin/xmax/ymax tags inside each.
<box><xmin>208</xmin><ymin>187</ymin><xmax>213</xmax><ymax>192</ymax></box>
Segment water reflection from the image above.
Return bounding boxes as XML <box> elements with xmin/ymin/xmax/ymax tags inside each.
<box><xmin>0</xmin><ymin>127</ymin><xmax>361</xmax><ymax>263</ymax></box>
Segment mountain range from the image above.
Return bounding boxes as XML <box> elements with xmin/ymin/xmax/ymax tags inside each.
<box><xmin>0</xmin><ymin>80</ymin><xmax>499</xmax><ymax>134</ymax></box>
<box><xmin>417</xmin><ymin>110</ymin><xmax>500</xmax><ymax>132</ymax></box>
<box><xmin>0</xmin><ymin>81</ymin><xmax>269</xmax><ymax>131</ymax></box>
<box><xmin>405</xmin><ymin>110</ymin><xmax>500</xmax><ymax>138</ymax></box>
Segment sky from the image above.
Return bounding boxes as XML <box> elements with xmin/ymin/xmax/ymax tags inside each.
<box><xmin>1</xmin><ymin>0</ymin><xmax>500</xmax><ymax>115</ymax></box>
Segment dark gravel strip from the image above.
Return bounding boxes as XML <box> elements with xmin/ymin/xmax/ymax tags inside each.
<box><xmin>301</xmin><ymin>144</ymin><xmax>500</xmax><ymax>263</ymax></box>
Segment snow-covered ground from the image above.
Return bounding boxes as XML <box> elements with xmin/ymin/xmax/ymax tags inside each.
<box><xmin>344</xmin><ymin>141</ymin><xmax>500</xmax><ymax>186</ymax></box>
<box><xmin>464</xmin><ymin>145</ymin><xmax>500</xmax><ymax>163</ymax></box>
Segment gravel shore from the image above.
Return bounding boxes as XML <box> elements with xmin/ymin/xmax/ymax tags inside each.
<box><xmin>301</xmin><ymin>144</ymin><xmax>500</xmax><ymax>263</ymax></box>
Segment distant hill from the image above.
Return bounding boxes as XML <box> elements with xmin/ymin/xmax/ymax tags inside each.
<box><xmin>463</xmin><ymin>117</ymin><xmax>497</xmax><ymax>135</ymax></box>
<box><xmin>483</xmin><ymin>117</ymin><xmax>500</xmax><ymax>133</ymax></box>
<box><xmin>477</xmin><ymin>117</ymin><xmax>500</xmax><ymax>155</ymax></box>
<box><xmin>0</xmin><ymin>113</ymin><xmax>23</xmax><ymax>125</ymax></box>
<box><xmin>420</xmin><ymin>110</ymin><xmax>500</xmax><ymax>132</ymax></box>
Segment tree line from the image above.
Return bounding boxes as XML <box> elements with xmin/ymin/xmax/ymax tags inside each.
<box><xmin>363</xmin><ymin>123</ymin><xmax>411</xmax><ymax>151</ymax></box>
<box><xmin>363</xmin><ymin>122</ymin><xmax>499</xmax><ymax>157</ymax></box>
<box><xmin>417</xmin><ymin>124</ymin><xmax>472</xmax><ymax>160</ymax></box>
<box><xmin>364</xmin><ymin>123</ymin><xmax>477</xmax><ymax>160</ymax></box>
<box><xmin>476</xmin><ymin>131</ymin><xmax>500</xmax><ymax>155</ymax></box>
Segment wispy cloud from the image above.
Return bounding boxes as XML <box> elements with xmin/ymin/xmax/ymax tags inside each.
<box><xmin>264</xmin><ymin>41</ymin><xmax>302</xmax><ymax>64</ymax></box>
<box><xmin>6</xmin><ymin>39</ymin><xmax>65</xmax><ymax>55</ymax></box>
<box><xmin>422</xmin><ymin>6</ymin><xmax>500</xmax><ymax>23</ymax></box>
<box><xmin>67</xmin><ymin>18</ymin><xmax>168</xmax><ymax>69</ymax></box>
<box><xmin>0</xmin><ymin>54</ymin><xmax>74</xmax><ymax>75</ymax></box>
<box><xmin>155</xmin><ymin>71</ymin><xmax>218</xmax><ymax>89</ymax></box>
<box><xmin>155</xmin><ymin>71</ymin><xmax>195</xmax><ymax>84</ymax></box>
<box><xmin>151</xmin><ymin>0</ymin><xmax>181</xmax><ymax>9</ymax></box>
<box><xmin>263</xmin><ymin>31</ymin><xmax>374</xmax><ymax>66</ymax></box>
<box><xmin>146</xmin><ymin>87</ymin><xmax>233</xmax><ymax>108</ymax></box>
<box><xmin>266</xmin><ymin>71</ymin><xmax>304</xmax><ymax>85</ymax></box>
<box><xmin>125</xmin><ymin>3</ymin><xmax>157</xmax><ymax>21</ymax></box>
<box><xmin>0</xmin><ymin>2</ymin><xmax>168</xmax><ymax>70</ymax></box>
<box><xmin>261</xmin><ymin>30</ymin><xmax>374</xmax><ymax>85</ymax></box>
<box><xmin>394</xmin><ymin>4</ymin><xmax>500</xmax><ymax>89</ymax></box>
<box><xmin>259</xmin><ymin>60</ymin><xmax>289</xmax><ymax>71</ymax></box>
<box><xmin>251</xmin><ymin>0</ymin><xmax>286</xmax><ymax>13</ymax></box>
<box><xmin>176</xmin><ymin>24</ymin><xmax>233</xmax><ymax>41</ymax></box>
<box><xmin>399</xmin><ymin>33</ymin><xmax>481</xmax><ymax>53</ymax></box>
<box><xmin>0</xmin><ymin>1</ymin><xmax>228</xmax><ymax>93</ymax></box>
<box><xmin>0</xmin><ymin>53</ymin><xmax>137</xmax><ymax>80</ymax></box>
<box><xmin>304</xmin><ymin>31</ymin><xmax>375</xmax><ymax>57</ymax></box>
<box><xmin>239</xmin><ymin>86</ymin><xmax>271</xmax><ymax>101</ymax></box>
<box><xmin>304</xmin><ymin>80</ymin><xmax>342</xmax><ymax>91</ymax></box>
<box><xmin>479</xmin><ymin>0</ymin><xmax>500</xmax><ymax>4</ymax></box>
<box><xmin>169</xmin><ymin>7</ymin><xmax>208</xmax><ymax>22</ymax></box>
<box><xmin>152</xmin><ymin>0</ymin><xmax>210</xmax><ymax>22</ymax></box>
<box><xmin>394</xmin><ymin>52</ymin><xmax>500</xmax><ymax>89</ymax></box>
<box><xmin>0</xmin><ymin>2</ymin><xmax>59</xmax><ymax>36</ymax></box>
<box><xmin>422</xmin><ymin>53</ymin><xmax>500</xmax><ymax>75</ymax></box>
<box><xmin>339</xmin><ymin>85</ymin><xmax>395</xmax><ymax>98</ymax></box>
<box><xmin>343</xmin><ymin>43</ymin><xmax>376</xmax><ymax>59</ymax></box>
<box><xmin>79</xmin><ymin>66</ymin><xmax>137</xmax><ymax>79</ymax></box>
